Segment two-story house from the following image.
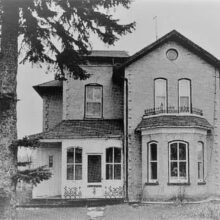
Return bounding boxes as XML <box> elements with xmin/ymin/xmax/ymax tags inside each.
<box><xmin>31</xmin><ymin>30</ymin><xmax>220</xmax><ymax>202</ymax></box>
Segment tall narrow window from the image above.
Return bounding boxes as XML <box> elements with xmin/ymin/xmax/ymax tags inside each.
<box><xmin>49</xmin><ymin>155</ymin><xmax>53</xmax><ymax>168</ymax></box>
<box><xmin>85</xmin><ymin>84</ymin><xmax>102</xmax><ymax>118</ymax></box>
<box><xmin>148</xmin><ymin>142</ymin><xmax>158</xmax><ymax>182</ymax></box>
<box><xmin>179</xmin><ymin>79</ymin><xmax>191</xmax><ymax>113</ymax></box>
<box><xmin>197</xmin><ymin>142</ymin><xmax>204</xmax><ymax>182</ymax></box>
<box><xmin>106</xmin><ymin>147</ymin><xmax>121</xmax><ymax>180</ymax></box>
<box><xmin>155</xmin><ymin>79</ymin><xmax>167</xmax><ymax>111</ymax></box>
<box><xmin>169</xmin><ymin>141</ymin><xmax>188</xmax><ymax>183</ymax></box>
<box><xmin>67</xmin><ymin>147</ymin><xmax>82</xmax><ymax>180</ymax></box>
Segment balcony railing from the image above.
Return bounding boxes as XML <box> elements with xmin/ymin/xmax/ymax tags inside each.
<box><xmin>144</xmin><ymin>106</ymin><xmax>203</xmax><ymax>117</ymax></box>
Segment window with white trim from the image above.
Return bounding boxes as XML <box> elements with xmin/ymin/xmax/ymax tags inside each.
<box><xmin>106</xmin><ymin>147</ymin><xmax>121</xmax><ymax>180</ymax></box>
<box><xmin>148</xmin><ymin>142</ymin><xmax>158</xmax><ymax>182</ymax></box>
<box><xmin>155</xmin><ymin>79</ymin><xmax>167</xmax><ymax>111</ymax></box>
<box><xmin>169</xmin><ymin>141</ymin><xmax>188</xmax><ymax>183</ymax></box>
<box><xmin>179</xmin><ymin>79</ymin><xmax>191</xmax><ymax>113</ymax></box>
<box><xmin>197</xmin><ymin>142</ymin><xmax>204</xmax><ymax>182</ymax></box>
<box><xmin>67</xmin><ymin>147</ymin><xmax>82</xmax><ymax>180</ymax></box>
<box><xmin>85</xmin><ymin>84</ymin><xmax>102</xmax><ymax>118</ymax></box>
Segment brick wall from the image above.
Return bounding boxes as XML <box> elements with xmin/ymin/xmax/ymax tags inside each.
<box><xmin>63</xmin><ymin>65</ymin><xmax>123</xmax><ymax>120</ymax></box>
<box><xmin>43</xmin><ymin>92</ymin><xmax>63</xmax><ymax>131</ymax></box>
<box><xmin>125</xmin><ymin>41</ymin><xmax>217</xmax><ymax>201</ymax></box>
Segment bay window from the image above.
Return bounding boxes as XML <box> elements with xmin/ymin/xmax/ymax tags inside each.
<box><xmin>169</xmin><ymin>141</ymin><xmax>188</xmax><ymax>183</ymax></box>
<box><xmin>197</xmin><ymin>142</ymin><xmax>204</xmax><ymax>183</ymax></box>
<box><xmin>148</xmin><ymin>142</ymin><xmax>158</xmax><ymax>182</ymax></box>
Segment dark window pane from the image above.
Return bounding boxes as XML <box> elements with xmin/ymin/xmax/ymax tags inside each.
<box><xmin>75</xmin><ymin>148</ymin><xmax>82</xmax><ymax>163</ymax></box>
<box><xmin>88</xmin><ymin>155</ymin><xmax>101</xmax><ymax>183</ymax></box>
<box><xmin>179</xmin><ymin>162</ymin><xmax>186</xmax><ymax>177</ymax></box>
<box><xmin>114</xmin><ymin>148</ymin><xmax>121</xmax><ymax>163</ymax></box>
<box><xmin>106</xmin><ymin>164</ymin><xmax>113</xmax><ymax>180</ymax></box>
<box><xmin>171</xmin><ymin>162</ymin><xmax>178</xmax><ymax>177</ymax></box>
<box><xmin>150</xmin><ymin>144</ymin><xmax>157</xmax><ymax>161</ymax></box>
<box><xmin>114</xmin><ymin>164</ymin><xmax>121</xmax><ymax>180</ymax></box>
<box><xmin>67</xmin><ymin>165</ymin><xmax>74</xmax><ymax>180</ymax></box>
<box><xmin>49</xmin><ymin>155</ymin><xmax>53</xmax><ymax>168</ymax></box>
<box><xmin>170</xmin><ymin>143</ymin><xmax>177</xmax><ymax>160</ymax></box>
<box><xmin>198</xmin><ymin>162</ymin><xmax>203</xmax><ymax>180</ymax></box>
<box><xmin>179</xmin><ymin>143</ymin><xmax>186</xmax><ymax>160</ymax></box>
<box><xmin>75</xmin><ymin>165</ymin><xmax>82</xmax><ymax>180</ymax></box>
<box><xmin>106</xmin><ymin>148</ymin><xmax>113</xmax><ymax>163</ymax></box>
<box><xmin>150</xmin><ymin>162</ymin><xmax>157</xmax><ymax>180</ymax></box>
<box><xmin>67</xmin><ymin>148</ymin><xmax>74</xmax><ymax>163</ymax></box>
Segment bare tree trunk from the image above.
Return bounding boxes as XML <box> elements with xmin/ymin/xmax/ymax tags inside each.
<box><xmin>0</xmin><ymin>0</ymin><xmax>19</xmax><ymax>219</ymax></box>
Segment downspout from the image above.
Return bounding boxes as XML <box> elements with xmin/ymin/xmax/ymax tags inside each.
<box><xmin>124</xmin><ymin>77</ymin><xmax>129</xmax><ymax>201</ymax></box>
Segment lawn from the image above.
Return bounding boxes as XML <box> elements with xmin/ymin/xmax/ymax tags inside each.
<box><xmin>17</xmin><ymin>202</ymin><xmax>220</xmax><ymax>220</ymax></box>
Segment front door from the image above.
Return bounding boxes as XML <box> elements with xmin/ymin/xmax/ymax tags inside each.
<box><xmin>87</xmin><ymin>154</ymin><xmax>103</xmax><ymax>198</ymax></box>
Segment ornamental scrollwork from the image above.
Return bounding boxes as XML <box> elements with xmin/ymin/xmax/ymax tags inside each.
<box><xmin>64</xmin><ymin>186</ymin><xmax>82</xmax><ymax>199</ymax></box>
<box><xmin>104</xmin><ymin>186</ymin><xmax>123</xmax><ymax>198</ymax></box>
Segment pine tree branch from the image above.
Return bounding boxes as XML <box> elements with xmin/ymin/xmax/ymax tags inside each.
<box><xmin>10</xmin><ymin>136</ymin><xmax>41</xmax><ymax>150</ymax></box>
<box><xmin>12</xmin><ymin>166</ymin><xmax>52</xmax><ymax>186</ymax></box>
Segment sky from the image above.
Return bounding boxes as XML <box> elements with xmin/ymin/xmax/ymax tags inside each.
<box><xmin>17</xmin><ymin>0</ymin><xmax>220</xmax><ymax>138</ymax></box>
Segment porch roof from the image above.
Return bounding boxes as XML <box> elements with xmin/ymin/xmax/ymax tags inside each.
<box><xmin>136</xmin><ymin>115</ymin><xmax>212</xmax><ymax>131</ymax></box>
<box><xmin>31</xmin><ymin>119</ymin><xmax>123</xmax><ymax>139</ymax></box>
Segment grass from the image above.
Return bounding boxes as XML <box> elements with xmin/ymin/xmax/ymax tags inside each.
<box><xmin>17</xmin><ymin>202</ymin><xmax>220</xmax><ymax>220</ymax></box>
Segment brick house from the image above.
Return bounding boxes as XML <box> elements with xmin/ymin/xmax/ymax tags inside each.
<box><xmin>31</xmin><ymin>30</ymin><xmax>220</xmax><ymax>201</ymax></box>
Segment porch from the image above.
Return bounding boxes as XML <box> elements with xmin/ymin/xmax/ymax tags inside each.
<box><xmin>32</xmin><ymin>138</ymin><xmax>124</xmax><ymax>200</ymax></box>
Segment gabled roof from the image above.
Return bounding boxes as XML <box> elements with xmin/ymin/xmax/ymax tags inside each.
<box><xmin>120</xmin><ymin>30</ymin><xmax>220</xmax><ymax>69</ymax></box>
<box><xmin>33</xmin><ymin>80</ymin><xmax>63</xmax><ymax>96</ymax></box>
<box><xmin>136</xmin><ymin>115</ymin><xmax>212</xmax><ymax>131</ymax></box>
<box><xmin>30</xmin><ymin>119</ymin><xmax>123</xmax><ymax>139</ymax></box>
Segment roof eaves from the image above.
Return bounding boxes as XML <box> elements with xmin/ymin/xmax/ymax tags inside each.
<box><xmin>136</xmin><ymin>125</ymin><xmax>212</xmax><ymax>132</ymax></box>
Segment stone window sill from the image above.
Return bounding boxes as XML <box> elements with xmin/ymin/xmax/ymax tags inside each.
<box><xmin>167</xmin><ymin>182</ymin><xmax>190</xmax><ymax>186</ymax></box>
<box><xmin>198</xmin><ymin>181</ymin><xmax>206</xmax><ymax>185</ymax></box>
<box><xmin>145</xmin><ymin>182</ymin><xmax>159</xmax><ymax>186</ymax></box>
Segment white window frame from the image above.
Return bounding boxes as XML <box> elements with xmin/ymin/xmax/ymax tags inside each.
<box><xmin>197</xmin><ymin>142</ymin><xmax>204</xmax><ymax>183</ymax></box>
<box><xmin>105</xmin><ymin>147</ymin><xmax>122</xmax><ymax>180</ymax></box>
<box><xmin>169</xmin><ymin>141</ymin><xmax>189</xmax><ymax>183</ymax></box>
<box><xmin>148</xmin><ymin>142</ymin><xmax>158</xmax><ymax>183</ymax></box>
<box><xmin>178</xmin><ymin>79</ymin><xmax>191</xmax><ymax>113</ymax></box>
<box><xmin>85</xmin><ymin>84</ymin><xmax>102</xmax><ymax>118</ymax></box>
<box><xmin>66</xmin><ymin>147</ymin><xmax>82</xmax><ymax>181</ymax></box>
<box><xmin>154</xmin><ymin>78</ymin><xmax>167</xmax><ymax>111</ymax></box>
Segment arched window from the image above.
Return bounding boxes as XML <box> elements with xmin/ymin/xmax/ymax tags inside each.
<box><xmin>66</xmin><ymin>147</ymin><xmax>82</xmax><ymax>180</ymax></box>
<box><xmin>169</xmin><ymin>141</ymin><xmax>189</xmax><ymax>183</ymax></box>
<box><xmin>85</xmin><ymin>84</ymin><xmax>103</xmax><ymax>118</ymax></box>
<box><xmin>148</xmin><ymin>142</ymin><xmax>158</xmax><ymax>182</ymax></box>
<box><xmin>106</xmin><ymin>147</ymin><xmax>121</xmax><ymax>180</ymax></box>
<box><xmin>155</xmin><ymin>78</ymin><xmax>167</xmax><ymax>111</ymax></box>
<box><xmin>197</xmin><ymin>142</ymin><xmax>204</xmax><ymax>182</ymax></box>
<box><xmin>179</xmin><ymin>79</ymin><xmax>191</xmax><ymax>113</ymax></box>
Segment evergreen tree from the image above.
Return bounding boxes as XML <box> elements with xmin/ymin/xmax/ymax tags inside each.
<box><xmin>0</xmin><ymin>0</ymin><xmax>135</xmax><ymax>219</ymax></box>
